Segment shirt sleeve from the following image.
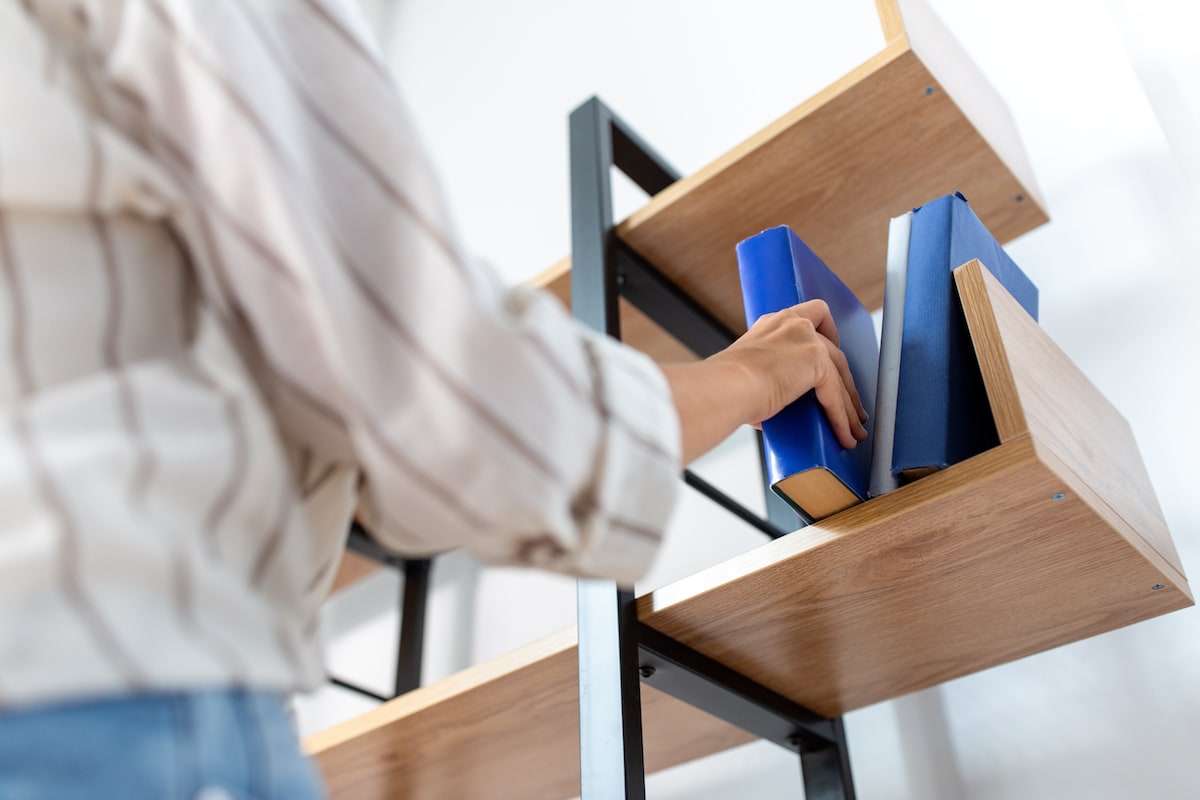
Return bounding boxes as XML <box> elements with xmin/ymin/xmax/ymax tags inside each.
<box><xmin>37</xmin><ymin>0</ymin><xmax>681</xmax><ymax>583</ymax></box>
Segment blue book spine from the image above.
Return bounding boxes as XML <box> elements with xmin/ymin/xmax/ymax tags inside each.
<box><xmin>736</xmin><ymin>226</ymin><xmax>878</xmax><ymax>505</ymax></box>
<box><xmin>892</xmin><ymin>192</ymin><xmax>1039</xmax><ymax>477</ymax></box>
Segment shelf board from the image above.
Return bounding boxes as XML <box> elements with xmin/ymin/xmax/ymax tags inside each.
<box><xmin>306</xmin><ymin>629</ymin><xmax>753</xmax><ymax>800</ymax></box>
<box><xmin>638</xmin><ymin>261</ymin><xmax>1190</xmax><ymax>718</ymax></box>
<box><xmin>307</xmin><ymin>263</ymin><xmax>1191</xmax><ymax>799</ymax></box>
<box><xmin>309</xmin><ymin>436</ymin><xmax>1189</xmax><ymax>798</ymax></box>
<box><xmin>534</xmin><ymin>0</ymin><xmax>1048</xmax><ymax>362</ymax></box>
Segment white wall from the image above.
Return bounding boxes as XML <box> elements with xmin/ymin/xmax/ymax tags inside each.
<box><xmin>296</xmin><ymin>1</ymin><xmax>1200</xmax><ymax>797</ymax></box>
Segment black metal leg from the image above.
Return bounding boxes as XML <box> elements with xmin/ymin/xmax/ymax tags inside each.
<box><xmin>684</xmin><ymin>469</ymin><xmax>788</xmax><ymax>540</ymax></box>
<box><xmin>758</xmin><ymin>435</ymin><xmax>855</xmax><ymax>798</ymax></box>
<box><xmin>577</xmin><ymin>581</ymin><xmax>648</xmax><ymax>799</ymax></box>
<box><xmin>331</xmin><ymin>525</ymin><xmax>433</xmax><ymax>703</ymax></box>
<box><xmin>800</xmin><ymin>718</ymin><xmax>856</xmax><ymax>800</ymax></box>
<box><xmin>394</xmin><ymin>557</ymin><xmax>431</xmax><ymax>696</ymax></box>
<box><xmin>571</xmin><ymin>95</ymin><xmax>856</xmax><ymax>799</ymax></box>
<box><xmin>571</xmin><ymin>96</ymin><xmax>647</xmax><ymax>800</ymax></box>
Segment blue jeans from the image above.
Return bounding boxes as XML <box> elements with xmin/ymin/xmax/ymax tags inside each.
<box><xmin>0</xmin><ymin>690</ymin><xmax>325</xmax><ymax>800</ymax></box>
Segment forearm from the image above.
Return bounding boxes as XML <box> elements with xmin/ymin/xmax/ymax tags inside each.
<box><xmin>660</xmin><ymin>358</ymin><xmax>760</xmax><ymax>466</ymax></box>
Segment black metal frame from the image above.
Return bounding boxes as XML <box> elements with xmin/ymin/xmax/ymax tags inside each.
<box><xmin>569</xmin><ymin>95</ymin><xmax>856</xmax><ymax>798</ymax></box>
<box><xmin>326</xmin><ymin>523</ymin><xmax>432</xmax><ymax>703</ymax></box>
<box><xmin>324</xmin><ymin>92</ymin><xmax>855</xmax><ymax>800</ymax></box>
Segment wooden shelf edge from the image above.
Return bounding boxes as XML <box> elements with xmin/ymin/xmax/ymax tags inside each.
<box><xmin>304</xmin><ymin>627</ymin><xmax>578</xmax><ymax>755</ymax></box>
<box><xmin>531</xmin><ymin>22</ymin><xmax>1046</xmax><ymax>362</ymax></box>
<box><xmin>529</xmin><ymin>40</ymin><xmax>912</xmax><ymax>305</ymax></box>
<box><xmin>306</xmin><ymin>625</ymin><xmax>752</xmax><ymax>799</ymax></box>
<box><xmin>1034</xmin><ymin>440</ymin><xmax>1192</xmax><ymax>599</ymax></box>
<box><xmin>637</xmin><ymin>431</ymin><xmax>1191</xmax><ymax>718</ymax></box>
<box><xmin>308</xmin><ymin>426</ymin><xmax>1190</xmax><ymax>796</ymax></box>
<box><xmin>638</xmin><ymin>437</ymin><xmax>1039</xmax><ymax>621</ymax></box>
<box><xmin>956</xmin><ymin>260</ymin><xmax>1187</xmax><ymax>581</ymax></box>
<box><xmin>898</xmin><ymin>0</ymin><xmax>1045</xmax><ymax>212</ymax></box>
<box><xmin>875</xmin><ymin>0</ymin><xmax>908</xmax><ymax>44</ymax></box>
<box><xmin>615</xmin><ymin>39</ymin><xmax>913</xmax><ymax>238</ymax></box>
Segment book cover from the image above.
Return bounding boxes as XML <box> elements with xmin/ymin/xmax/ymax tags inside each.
<box><xmin>891</xmin><ymin>192</ymin><xmax>1039</xmax><ymax>480</ymax></box>
<box><xmin>868</xmin><ymin>212</ymin><xmax>912</xmax><ymax>498</ymax></box>
<box><xmin>736</xmin><ymin>226</ymin><xmax>878</xmax><ymax>521</ymax></box>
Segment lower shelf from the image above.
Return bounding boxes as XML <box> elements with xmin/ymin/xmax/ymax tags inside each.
<box><xmin>305</xmin><ymin>628</ymin><xmax>752</xmax><ymax>800</ymax></box>
<box><xmin>306</xmin><ymin>435</ymin><xmax>1190</xmax><ymax>799</ymax></box>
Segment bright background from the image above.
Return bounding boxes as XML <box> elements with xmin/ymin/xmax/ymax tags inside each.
<box><xmin>296</xmin><ymin>1</ymin><xmax>1200</xmax><ymax>797</ymax></box>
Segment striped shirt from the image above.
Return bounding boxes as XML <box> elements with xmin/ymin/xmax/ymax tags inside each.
<box><xmin>0</xmin><ymin>0</ymin><xmax>680</xmax><ymax>708</ymax></box>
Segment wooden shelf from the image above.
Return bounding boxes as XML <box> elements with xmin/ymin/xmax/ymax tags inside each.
<box><xmin>307</xmin><ymin>262</ymin><xmax>1192</xmax><ymax>798</ymax></box>
<box><xmin>533</xmin><ymin>0</ymin><xmax>1048</xmax><ymax>362</ymax></box>
<box><xmin>307</xmin><ymin>3</ymin><xmax>1189</xmax><ymax>796</ymax></box>
<box><xmin>638</xmin><ymin>261</ymin><xmax>1190</xmax><ymax>717</ymax></box>
<box><xmin>306</xmin><ymin>629</ymin><xmax>752</xmax><ymax>800</ymax></box>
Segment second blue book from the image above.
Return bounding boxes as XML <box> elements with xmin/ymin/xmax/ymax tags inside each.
<box><xmin>736</xmin><ymin>226</ymin><xmax>878</xmax><ymax>521</ymax></box>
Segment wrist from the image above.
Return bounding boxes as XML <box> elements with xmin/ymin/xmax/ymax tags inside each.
<box><xmin>704</xmin><ymin>350</ymin><xmax>768</xmax><ymax>427</ymax></box>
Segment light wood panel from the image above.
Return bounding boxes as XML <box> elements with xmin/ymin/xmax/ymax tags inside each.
<box><xmin>875</xmin><ymin>0</ymin><xmax>907</xmax><ymax>44</ymax></box>
<box><xmin>955</xmin><ymin>260</ymin><xmax>1186</xmax><ymax>582</ymax></box>
<box><xmin>640</xmin><ymin>436</ymin><xmax>1190</xmax><ymax>719</ymax></box>
<box><xmin>307</xmin><ymin>629</ymin><xmax>753</xmax><ymax>800</ymax></box>
<box><xmin>534</xmin><ymin>0</ymin><xmax>1047</xmax><ymax>362</ymax></box>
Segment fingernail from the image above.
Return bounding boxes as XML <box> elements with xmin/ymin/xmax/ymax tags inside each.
<box><xmin>859</xmin><ymin>409</ymin><xmax>870</xmax><ymax>423</ymax></box>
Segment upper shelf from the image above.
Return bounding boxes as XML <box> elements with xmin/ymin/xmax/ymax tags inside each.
<box><xmin>306</xmin><ymin>263</ymin><xmax>1191</xmax><ymax>798</ymax></box>
<box><xmin>533</xmin><ymin>0</ymin><xmax>1049</xmax><ymax>362</ymax></box>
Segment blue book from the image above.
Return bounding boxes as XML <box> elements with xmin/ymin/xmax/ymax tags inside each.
<box><xmin>891</xmin><ymin>192</ymin><xmax>1039</xmax><ymax>480</ymax></box>
<box><xmin>736</xmin><ymin>226</ymin><xmax>878</xmax><ymax>521</ymax></box>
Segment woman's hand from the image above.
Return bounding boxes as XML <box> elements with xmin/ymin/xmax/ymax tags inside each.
<box><xmin>660</xmin><ymin>299</ymin><xmax>869</xmax><ymax>465</ymax></box>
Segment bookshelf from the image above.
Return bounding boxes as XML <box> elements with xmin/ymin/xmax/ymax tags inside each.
<box><xmin>307</xmin><ymin>263</ymin><xmax>1191</xmax><ymax>797</ymax></box>
<box><xmin>306</xmin><ymin>1</ymin><xmax>1192</xmax><ymax>797</ymax></box>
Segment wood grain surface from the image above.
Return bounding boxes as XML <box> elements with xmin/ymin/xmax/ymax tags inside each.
<box><xmin>534</xmin><ymin>8</ymin><xmax>1047</xmax><ymax>361</ymax></box>
<box><xmin>634</xmin><ymin>270</ymin><xmax>1191</xmax><ymax>719</ymax></box>
<box><xmin>307</xmin><ymin>629</ymin><xmax>753</xmax><ymax>799</ymax></box>
<box><xmin>639</xmin><ymin>436</ymin><xmax>1191</xmax><ymax>719</ymax></box>
<box><xmin>955</xmin><ymin>260</ymin><xmax>1187</xmax><ymax>583</ymax></box>
<box><xmin>307</xmin><ymin>230</ymin><xmax>1194</xmax><ymax>800</ymax></box>
<box><xmin>312</xmin><ymin>432</ymin><xmax>1191</xmax><ymax>797</ymax></box>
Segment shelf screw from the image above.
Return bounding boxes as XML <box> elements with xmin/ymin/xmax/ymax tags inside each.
<box><xmin>924</xmin><ymin>86</ymin><xmax>936</xmax><ymax>95</ymax></box>
<box><xmin>1152</xmin><ymin>584</ymin><xmax>1165</xmax><ymax>591</ymax></box>
<box><xmin>638</xmin><ymin>665</ymin><xmax>656</xmax><ymax>679</ymax></box>
<box><xmin>1015</xmin><ymin>193</ymin><xmax>1025</xmax><ymax>202</ymax></box>
<box><xmin>1051</xmin><ymin>492</ymin><xmax>1066</xmax><ymax>501</ymax></box>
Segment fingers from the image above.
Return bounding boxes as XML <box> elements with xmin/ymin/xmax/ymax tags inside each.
<box><xmin>823</xmin><ymin>339</ymin><xmax>870</xmax><ymax>427</ymax></box>
<box><xmin>813</xmin><ymin>375</ymin><xmax>859</xmax><ymax>450</ymax></box>
<box><xmin>730</xmin><ymin>300</ymin><xmax>871</xmax><ymax>449</ymax></box>
<box><xmin>789</xmin><ymin>299</ymin><xmax>839</xmax><ymax>346</ymax></box>
<box><xmin>811</xmin><ymin>338</ymin><xmax>867</xmax><ymax>448</ymax></box>
<box><xmin>797</xmin><ymin>308</ymin><xmax>867</xmax><ymax>447</ymax></box>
